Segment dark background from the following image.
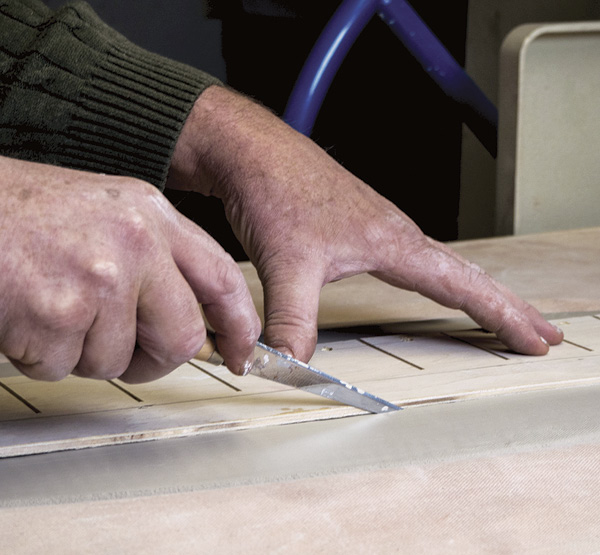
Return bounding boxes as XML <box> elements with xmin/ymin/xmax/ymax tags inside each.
<box><xmin>45</xmin><ymin>0</ymin><xmax>470</xmax><ymax>260</ymax></box>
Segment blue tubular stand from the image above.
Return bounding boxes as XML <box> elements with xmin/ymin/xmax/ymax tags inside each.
<box><xmin>283</xmin><ymin>0</ymin><xmax>377</xmax><ymax>136</ymax></box>
<box><xmin>283</xmin><ymin>0</ymin><xmax>498</xmax><ymax>157</ymax></box>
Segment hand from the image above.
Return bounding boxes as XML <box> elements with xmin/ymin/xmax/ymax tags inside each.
<box><xmin>170</xmin><ymin>86</ymin><xmax>563</xmax><ymax>362</ymax></box>
<box><xmin>0</xmin><ymin>156</ymin><xmax>260</xmax><ymax>382</ymax></box>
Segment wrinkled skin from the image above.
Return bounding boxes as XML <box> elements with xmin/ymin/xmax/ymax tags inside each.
<box><xmin>0</xmin><ymin>85</ymin><xmax>562</xmax><ymax>384</ymax></box>
<box><xmin>0</xmin><ymin>156</ymin><xmax>260</xmax><ymax>382</ymax></box>
<box><xmin>169</xmin><ymin>85</ymin><xmax>563</xmax><ymax>363</ymax></box>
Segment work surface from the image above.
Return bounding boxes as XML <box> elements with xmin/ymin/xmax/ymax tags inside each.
<box><xmin>1</xmin><ymin>228</ymin><xmax>600</xmax><ymax>553</ymax></box>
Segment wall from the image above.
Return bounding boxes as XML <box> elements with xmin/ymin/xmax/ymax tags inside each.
<box><xmin>460</xmin><ymin>0</ymin><xmax>600</xmax><ymax>239</ymax></box>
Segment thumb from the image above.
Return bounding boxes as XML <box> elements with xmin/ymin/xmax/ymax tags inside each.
<box><xmin>261</xmin><ymin>264</ymin><xmax>324</xmax><ymax>362</ymax></box>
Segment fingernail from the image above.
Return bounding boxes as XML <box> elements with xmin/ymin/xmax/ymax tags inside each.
<box><xmin>540</xmin><ymin>336</ymin><xmax>549</xmax><ymax>346</ymax></box>
<box><xmin>553</xmin><ymin>324</ymin><xmax>564</xmax><ymax>335</ymax></box>
<box><xmin>241</xmin><ymin>359</ymin><xmax>253</xmax><ymax>377</ymax></box>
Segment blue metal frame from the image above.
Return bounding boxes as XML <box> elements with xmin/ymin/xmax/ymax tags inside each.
<box><xmin>283</xmin><ymin>0</ymin><xmax>498</xmax><ymax>157</ymax></box>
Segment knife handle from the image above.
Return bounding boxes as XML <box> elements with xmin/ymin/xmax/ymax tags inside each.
<box><xmin>194</xmin><ymin>333</ymin><xmax>224</xmax><ymax>366</ymax></box>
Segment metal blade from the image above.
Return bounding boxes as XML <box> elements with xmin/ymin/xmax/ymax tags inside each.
<box><xmin>249</xmin><ymin>341</ymin><xmax>401</xmax><ymax>414</ymax></box>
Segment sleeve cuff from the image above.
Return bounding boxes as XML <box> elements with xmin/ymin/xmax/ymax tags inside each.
<box><xmin>0</xmin><ymin>1</ymin><xmax>222</xmax><ymax>189</ymax></box>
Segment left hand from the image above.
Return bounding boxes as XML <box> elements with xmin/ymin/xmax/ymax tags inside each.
<box><xmin>168</xmin><ymin>86</ymin><xmax>563</xmax><ymax>363</ymax></box>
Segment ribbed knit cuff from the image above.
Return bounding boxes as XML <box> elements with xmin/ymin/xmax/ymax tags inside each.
<box><xmin>0</xmin><ymin>1</ymin><xmax>221</xmax><ymax>189</ymax></box>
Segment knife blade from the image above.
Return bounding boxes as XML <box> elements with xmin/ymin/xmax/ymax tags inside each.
<box><xmin>195</xmin><ymin>336</ymin><xmax>400</xmax><ymax>414</ymax></box>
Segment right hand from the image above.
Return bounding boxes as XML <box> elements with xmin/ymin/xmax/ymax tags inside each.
<box><xmin>0</xmin><ymin>156</ymin><xmax>260</xmax><ymax>382</ymax></box>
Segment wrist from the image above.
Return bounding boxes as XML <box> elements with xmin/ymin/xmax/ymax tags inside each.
<box><xmin>167</xmin><ymin>85</ymin><xmax>290</xmax><ymax>199</ymax></box>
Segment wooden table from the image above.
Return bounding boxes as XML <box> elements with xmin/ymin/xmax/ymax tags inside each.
<box><xmin>1</xmin><ymin>228</ymin><xmax>599</xmax><ymax>554</ymax></box>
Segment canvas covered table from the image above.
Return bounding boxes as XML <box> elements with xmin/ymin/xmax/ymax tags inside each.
<box><xmin>1</xmin><ymin>228</ymin><xmax>599</xmax><ymax>553</ymax></box>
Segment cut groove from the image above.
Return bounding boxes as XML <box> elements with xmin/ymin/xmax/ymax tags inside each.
<box><xmin>562</xmin><ymin>339</ymin><xmax>593</xmax><ymax>352</ymax></box>
<box><xmin>188</xmin><ymin>360</ymin><xmax>242</xmax><ymax>392</ymax></box>
<box><xmin>443</xmin><ymin>333</ymin><xmax>510</xmax><ymax>360</ymax></box>
<box><xmin>358</xmin><ymin>338</ymin><xmax>424</xmax><ymax>370</ymax></box>
<box><xmin>0</xmin><ymin>381</ymin><xmax>40</xmax><ymax>414</ymax></box>
<box><xmin>107</xmin><ymin>380</ymin><xmax>144</xmax><ymax>402</ymax></box>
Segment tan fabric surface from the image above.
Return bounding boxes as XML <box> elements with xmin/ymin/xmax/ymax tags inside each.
<box><xmin>2</xmin><ymin>441</ymin><xmax>599</xmax><ymax>554</ymax></box>
<box><xmin>2</xmin><ymin>229</ymin><xmax>599</xmax><ymax>552</ymax></box>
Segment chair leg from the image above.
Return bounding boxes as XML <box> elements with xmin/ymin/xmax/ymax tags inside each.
<box><xmin>284</xmin><ymin>0</ymin><xmax>498</xmax><ymax>157</ymax></box>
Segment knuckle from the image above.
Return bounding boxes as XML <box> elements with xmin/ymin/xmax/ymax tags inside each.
<box><xmin>238</xmin><ymin>321</ymin><xmax>262</xmax><ymax>352</ymax></box>
<box><xmin>249</xmin><ymin>314</ymin><xmax>263</xmax><ymax>342</ymax></box>
<box><xmin>16</xmin><ymin>361</ymin><xmax>71</xmax><ymax>382</ymax></box>
<box><xmin>154</xmin><ymin>328</ymin><xmax>205</xmax><ymax>368</ymax></box>
<box><xmin>366</xmin><ymin>214</ymin><xmax>426</xmax><ymax>261</ymax></box>
<box><xmin>207</xmin><ymin>258</ymin><xmax>250</xmax><ymax>305</ymax></box>
<box><xmin>33</xmin><ymin>289</ymin><xmax>91</xmax><ymax>333</ymax></box>
<box><xmin>213</xmin><ymin>257</ymin><xmax>245</xmax><ymax>294</ymax></box>
<box><xmin>0</xmin><ymin>334</ymin><xmax>35</xmax><ymax>366</ymax></box>
<box><xmin>266</xmin><ymin>306</ymin><xmax>309</xmax><ymax>330</ymax></box>
<box><xmin>492</xmin><ymin>317</ymin><xmax>512</xmax><ymax>338</ymax></box>
<box><xmin>1</xmin><ymin>332</ymin><xmax>76</xmax><ymax>381</ymax></box>
<box><xmin>456</xmin><ymin>263</ymin><xmax>491</xmax><ymax>308</ymax></box>
<box><xmin>265</xmin><ymin>308</ymin><xmax>317</xmax><ymax>355</ymax></box>
<box><xmin>87</xmin><ymin>258</ymin><xmax>121</xmax><ymax>291</ymax></box>
<box><xmin>112</xmin><ymin>183</ymin><xmax>167</xmax><ymax>249</ymax></box>
<box><xmin>118</xmin><ymin>208</ymin><xmax>155</xmax><ymax>249</ymax></box>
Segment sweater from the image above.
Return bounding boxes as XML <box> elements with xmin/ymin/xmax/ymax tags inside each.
<box><xmin>0</xmin><ymin>0</ymin><xmax>221</xmax><ymax>189</ymax></box>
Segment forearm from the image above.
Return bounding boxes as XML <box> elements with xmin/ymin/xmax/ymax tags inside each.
<box><xmin>168</xmin><ymin>85</ymin><xmax>322</xmax><ymax>201</ymax></box>
<box><xmin>0</xmin><ymin>0</ymin><xmax>220</xmax><ymax>189</ymax></box>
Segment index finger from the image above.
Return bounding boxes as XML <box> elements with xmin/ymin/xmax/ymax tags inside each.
<box><xmin>371</xmin><ymin>237</ymin><xmax>562</xmax><ymax>355</ymax></box>
<box><xmin>170</xmin><ymin>217</ymin><xmax>262</xmax><ymax>375</ymax></box>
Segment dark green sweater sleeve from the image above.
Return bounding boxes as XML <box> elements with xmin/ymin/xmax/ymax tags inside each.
<box><xmin>0</xmin><ymin>0</ymin><xmax>222</xmax><ymax>189</ymax></box>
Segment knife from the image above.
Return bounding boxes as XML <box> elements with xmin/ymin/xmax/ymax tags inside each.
<box><xmin>195</xmin><ymin>336</ymin><xmax>400</xmax><ymax>414</ymax></box>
